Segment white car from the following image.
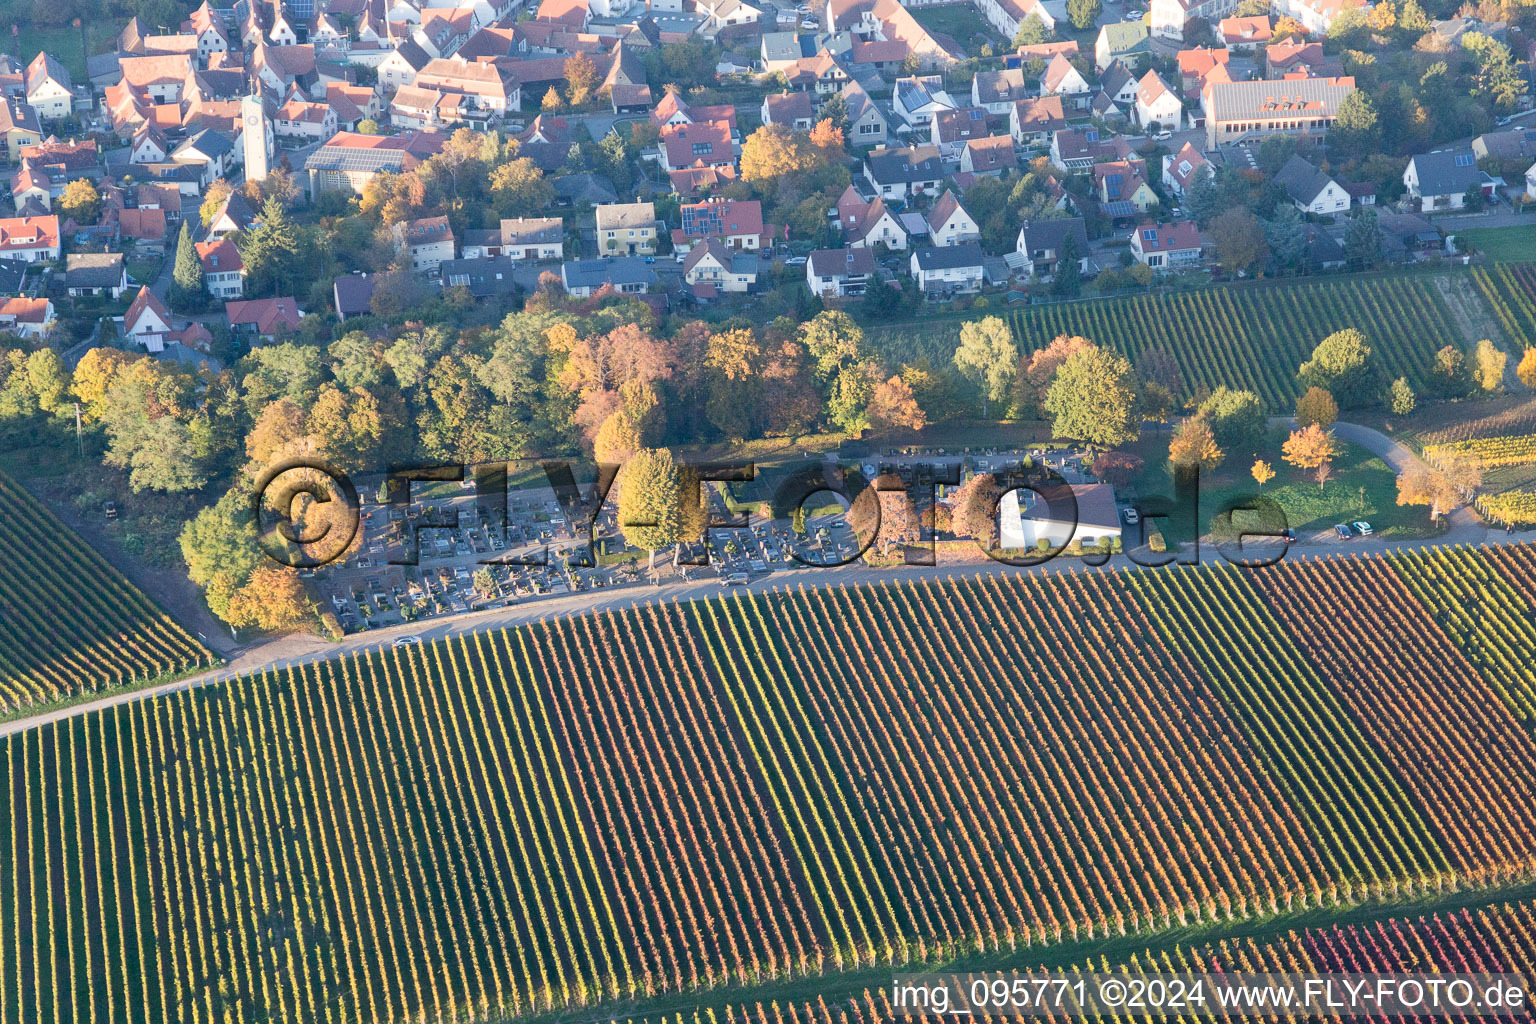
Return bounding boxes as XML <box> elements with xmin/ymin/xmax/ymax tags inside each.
<box><xmin>724</xmin><ymin>573</ymin><xmax>750</xmax><ymax>586</ymax></box>
<box><xmin>1153</xmin><ymin>130</ymin><xmax>1172</xmax><ymax>141</ymax></box>
<box><xmin>393</xmin><ymin>635</ymin><xmax>423</xmax><ymax>648</ymax></box>
<box><xmin>1351</xmin><ymin>521</ymin><xmax>1374</xmax><ymax>536</ymax></box>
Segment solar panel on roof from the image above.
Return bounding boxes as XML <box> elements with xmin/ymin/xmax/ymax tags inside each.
<box><xmin>1454</xmin><ymin>152</ymin><xmax>1474</xmax><ymax>166</ymax></box>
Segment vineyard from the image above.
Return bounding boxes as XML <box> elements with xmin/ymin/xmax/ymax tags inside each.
<box><xmin>701</xmin><ymin>899</ymin><xmax>1536</xmax><ymax>1024</ymax></box>
<box><xmin>5</xmin><ymin>547</ymin><xmax>1536</xmax><ymax>1023</ymax></box>
<box><xmin>1471</xmin><ymin>264</ymin><xmax>1536</xmax><ymax>351</ymax></box>
<box><xmin>869</xmin><ymin>273</ymin><xmax>1474</xmax><ymax>411</ymax></box>
<box><xmin>0</xmin><ymin>470</ymin><xmax>211</xmax><ymax>714</ymax></box>
<box><xmin>1423</xmin><ymin>434</ymin><xmax>1536</xmax><ymax>468</ymax></box>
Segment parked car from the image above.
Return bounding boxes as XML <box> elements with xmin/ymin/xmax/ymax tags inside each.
<box><xmin>1121</xmin><ymin>507</ymin><xmax>1139</xmax><ymax>525</ymax></box>
<box><xmin>784</xmin><ymin>255</ymin><xmax>807</xmax><ymax>266</ymax></box>
<box><xmin>1333</xmin><ymin>524</ymin><xmax>1352</xmax><ymax>539</ymax></box>
<box><xmin>724</xmin><ymin>572</ymin><xmax>750</xmax><ymax>585</ymax></box>
<box><xmin>1152</xmin><ymin>130</ymin><xmax>1172</xmax><ymax>141</ymax></box>
<box><xmin>393</xmin><ymin>635</ymin><xmax>422</xmax><ymax>647</ymax></box>
<box><xmin>1351</xmin><ymin>521</ymin><xmax>1374</xmax><ymax>536</ymax></box>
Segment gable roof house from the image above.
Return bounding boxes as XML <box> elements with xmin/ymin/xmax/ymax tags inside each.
<box><xmin>0</xmin><ymin>215</ymin><xmax>60</xmax><ymax>262</ymax></box>
<box><xmin>1095</xmin><ymin>21</ymin><xmax>1149</xmax><ymax>71</ymax></box>
<box><xmin>926</xmin><ymin>190</ymin><xmax>980</xmax><ymax>247</ymax></box>
<box><xmin>658</xmin><ymin>119</ymin><xmax>736</xmax><ymax>174</ymax></box>
<box><xmin>1095</xmin><ymin>159</ymin><xmax>1157</xmax><ymax>212</ymax></box>
<box><xmin>0</xmin><ymin>297</ymin><xmax>54</xmax><ymax>339</ymax></box>
<box><xmin>761</xmin><ymin>91</ymin><xmax>816</xmax><ymax>130</ymax></box>
<box><xmin>560</xmin><ymin>256</ymin><xmax>656</xmax><ymax>296</ymax></box>
<box><xmin>930</xmin><ymin>106</ymin><xmax>990</xmax><ymax>161</ymax></box>
<box><xmin>806</xmin><ymin>246</ymin><xmax>875</xmax><ymax>297</ymax></box>
<box><xmin>1266</xmin><ymin>39</ymin><xmax>1326</xmax><ymax>76</ymax></box>
<box><xmin>1010</xmin><ymin>95</ymin><xmax>1066</xmax><ymax>147</ymax></box>
<box><xmin>1134</xmin><ymin>69</ymin><xmax>1182</xmax><ymax>129</ymax></box>
<box><xmin>893</xmin><ymin>75</ymin><xmax>956</xmax><ymax>130</ymax></box>
<box><xmin>595</xmin><ymin>201</ymin><xmax>658</xmax><ymax>255</ymax></box>
<box><xmin>863</xmin><ymin>145</ymin><xmax>945</xmax><ymax>200</ymax></box>
<box><xmin>960</xmin><ymin>135</ymin><xmax>1019</xmax><ymax>176</ymax></box>
<box><xmin>414</xmin><ymin>55</ymin><xmax>517</xmax><ymax>118</ymax></box>
<box><xmin>64</xmin><ymin>253</ymin><xmax>128</xmax><ymax>299</ymax></box>
<box><xmin>1099</xmin><ymin>60</ymin><xmax>1139</xmax><ymax>106</ymax></box>
<box><xmin>1130</xmin><ymin>220</ymin><xmax>1202</xmax><ymax>267</ymax></box>
<box><xmin>1473</xmin><ymin>129</ymin><xmax>1536</xmax><ymax>169</ymax></box>
<box><xmin>683</xmin><ymin>238</ymin><xmax>760</xmax><ymax>296</ymax></box>
<box><xmin>1403</xmin><ymin>149</ymin><xmax>1491</xmax><ymax>212</ymax></box>
<box><xmin>1273</xmin><ymin>154</ymin><xmax>1348</xmax><ymax>215</ymax></box>
<box><xmin>1176</xmin><ymin>47</ymin><xmax>1230</xmax><ymax>96</ymax></box>
<box><xmin>492</xmin><ymin>217</ymin><xmax>565</xmax><ymax>260</ymax></box>
<box><xmin>195</xmin><ymin>239</ymin><xmax>245</xmax><ymax>298</ymax></box>
<box><xmin>226</xmin><ymin>296</ymin><xmax>303</xmax><ymax>340</ymax></box>
<box><xmin>121</xmin><ymin>286</ymin><xmax>175</xmax><ymax>350</ymax></box>
<box><xmin>837</xmin><ymin>187</ymin><xmax>908</xmax><ymax>249</ymax></box>
<box><xmin>0</xmin><ymin>97</ymin><xmax>43</xmax><ymax>163</ymax></box>
<box><xmin>1015</xmin><ymin>216</ymin><xmax>1089</xmax><ymax>278</ymax></box>
<box><xmin>25</xmin><ymin>53</ymin><xmax>73</xmax><ymax>121</ymax></box>
<box><xmin>972</xmin><ymin>68</ymin><xmax>1031</xmax><ymax>116</ymax></box>
<box><xmin>1040</xmin><ymin>53</ymin><xmax>1091</xmax><ymax>100</ymax></box>
<box><xmin>1161</xmin><ymin>141</ymin><xmax>1211</xmax><ymax>196</ymax></box>
<box><xmin>394</xmin><ymin>215</ymin><xmax>456</xmax><ymax>272</ymax></box>
<box><xmin>1219</xmin><ymin>15</ymin><xmax>1272</xmax><ymax>50</ymax></box>
<box><xmin>910</xmin><ymin>243</ymin><xmax>984</xmax><ymax>294</ymax></box>
<box><xmin>842</xmin><ymin>81</ymin><xmax>888</xmax><ymax>148</ymax></box>
<box><xmin>275</xmin><ymin>96</ymin><xmax>340</xmax><ymax>141</ymax></box>
<box><xmin>673</xmin><ymin>198</ymin><xmax>765</xmax><ymax>254</ymax></box>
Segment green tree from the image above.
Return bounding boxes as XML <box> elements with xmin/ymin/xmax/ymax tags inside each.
<box><xmin>798</xmin><ymin>310</ymin><xmax>864</xmax><ymax>381</ymax></box>
<box><xmin>169</xmin><ymin>221</ymin><xmax>206</xmax><ymax>312</ymax></box>
<box><xmin>1331</xmin><ymin>91</ymin><xmax>1380</xmax><ymax>163</ymax></box>
<box><xmin>1344</xmin><ymin>209</ymin><xmax>1383</xmax><ymax>269</ymax></box>
<box><xmin>489</xmin><ymin>157</ymin><xmax>556</xmax><ymax>218</ymax></box>
<box><xmin>827</xmin><ymin>362</ymin><xmax>876</xmax><ymax>435</ymax></box>
<box><xmin>951</xmin><ymin>315</ymin><xmax>1018</xmax><ymax>417</ymax></box>
<box><xmin>179</xmin><ymin>484</ymin><xmax>261</xmax><ymax>622</ymax></box>
<box><xmin>1295</xmin><ymin>385</ymin><xmax>1339</xmax><ymax>429</ymax></box>
<box><xmin>1197</xmin><ymin>386</ymin><xmax>1265</xmax><ymax>456</ymax></box>
<box><xmin>1398</xmin><ymin>0</ymin><xmax>1427</xmax><ymax>30</ymax></box>
<box><xmin>1066</xmin><ymin>0</ymin><xmax>1101</xmax><ymax>29</ymax></box>
<box><xmin>1012</xmin><ymin>14</ymin><xmax>1047</xmax><ymax>45</ymax></box>
<box><xmin>1299</xmin><ymin>327</ymin><xmax>1380</xmax><ymax>408</ymax></box>
<box><xmin>618</xmin><ymin>447</ymin><xmax>682</xmax><ymax>569</ymax></box>
<box><xmin>1389</xmin><ymin>376</ymin><xmax>1416</xmax><ymax>415</ymax></box>
<box><xmin>1052</xmin><ymin>233</ymin><xmax>1082</xmax><ymax>297</ymax></box>
<box><xmin>239</xmin><ymin>196</ymin><xmax>304</xmax><ymax>298</ymax></box>
<box><xmin>1263</xmin><ymin>206</ymin><xmax>1309</xmax><ymax>274</ymax></box>
<box><xmin>1043</xmin><ymin>346</ymin><xmax>1140</xmax><ymax>446</ymax></box>
<box><xmin>356</xmin><ymin>118</ymin><xmax>380</xmax><ymax>134</ymax></box>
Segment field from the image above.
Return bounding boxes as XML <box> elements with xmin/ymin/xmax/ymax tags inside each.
<box><xmin>3</xmin><ymin>19</ymin><xmax>119</xmax><ymax>84</ymax></box>
<box><xmin>866</xmin><ymin>273</ymin><xmax>1481</xmax><ymax>411</ymax></box>
<box><xmin>1460</xmin><ymin>225</ymin><xmax>1536</xmax><ymax>265</ymax></box>
<box><xmin>0</xmin><ymin>470</ymin><xmax>211</xmax><ymax>715</ymax></box>
<box><xmin>7</xmin><ymin>547</ymin><xmax>1536</xmax><ymax>1023</ymax></box>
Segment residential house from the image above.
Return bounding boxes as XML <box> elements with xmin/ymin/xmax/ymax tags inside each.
<box><xmin>414</xmin><ymin>56</ymin><xmax>517</xmax><ymax>118</ymax></box>
<box><xmin>1151</xmin><ymin>0</ymin><xmax>1241</xmax><ymax>42</ymax></box>
<box><xmin>838</xmin><ymin>187</ymin><xmax>908</xmax><ymax>248</ymax></box>
<box><xmin>806</xmin><ymin>246</ymin><xmax>875</xmax><ymax>297</ymax></box>
<box><xmin>892</xmin><ymin>75</ymin><xmax>956</xmax><ymax>130</ymax></box>
<box><xmin>863</xmin><ymin>145</ymin><xmax>945</xmax><ymax>200</ymax></box>
<box><xmin>0</xmin><ymin>215</ymin><xmax>60</xmax><ymax>262</ymax></box>
<box><xmin>595</xmin><ymin>201</ymin><xmax>658</xmax><ymax>255</ymax></box>
<box><xmin>1130</xmin><ymin>220</ymin><xmax>1202</xmax><ymax>266</ymax></box>
<box><xmin>1270</xmin><ymin>0</ymin><xmax>1366</xmax><ymax>36</ymax></box>
<box><xmin>1403</xmin><ymin>149</ymin><xmax>1490</xmax><ymax>211</ymax></box>
<box><xmin>1040</xmin><ymin>53</ymin><xmax>1091</xmax><ymax>100</ymax></box>
<box><xmin>560</xmin><ymin>256</ymin><xmax>656</xmax><ymax>296</ymax></box>
<box><xmin>1161</xmin><ymin>141</ymin><xmax>1210</xmax><ymax>197</ymax></box>
<box><xmin>659</xmin><ymin>119</ymin><xmax>736</xmax><ymax>174</ymax></box>
<box><xmin>1096</xmin><ymin>160</ymin><xmax>1157</xmax><ymax>212</ymax></box>
<box><xmin>375</xmin><ymin>39</ymin><xmax>432</xmax><ymax>94</ymax></box>
<box><xmin>188</xmin><ymin>1</ymin><xmax>232</xmax><ymax>58</ymax></box>
<box><xmin>64</xmin><ymin>253</ymin><xmax>128</xmax><ymax>298</ymax></box>
<box><xmin>1099</xmin><ymin>61</ymin><xmax>1138</xmax><ymax>106</ymax></box>
<box><xmin>130</xmin><ymin>125</ymin><xmax>169</xmax><ymax>165</ymax></box>
<box><xmin>1134</xmin><ymin>69</ymin><xmax>1181</xmax><ymax>129</ymax></box>
<box><xmin>195</xmin><ymin>239</ymin><xmax>245</xmax><ymax>298</ymax></box>
<box><xmin>440</xmin><ymin>257</ymin><xmax>522</xmax><ymax>300</ymax></box>
<box><xmin>206</xmin><ymin>190</ymin><xmax>257</xmax><ymax>239</ymax></box>
<box><xmin>0</xmin><ymin>97</ymin><xmax>42</xmax><ymax>162</ymax></box>
<box><xmin>333</xmin><ymin>272</ymin><xmax>378</xmax><ymax>319</ymax></box>
<box><xmin>698</xmin><ymin>0</ymin><xmax>763</xmax><ymax>30</ymax></box>
<box><xmin>960</xmin><ymin>135</ymin><xmax>1019</xmax><ymax>176</ymax></box>
<box><xmin>761</xmin><ymin>91</ymin><xmax>815</xmax><ymax>130</ymax></box>
<box><xmin>842</xmin><ymin>81</ymin><xmax>888</xmax><ymax>147</ymax></box>
<box><xmin>784</xmin><ymin>51</ymin><xmax>851</xmax><ymax>94</ymax></box>
<box><xmin>931</xmin><ymin>107</ymin><xmax>990</xmax><ymax>161</ymax></box>
<box><xmin>306</xmin><ymin>130</ymin><xmax>441</xmax><ymax>197</ymax></box>
<box><xmin>275</xmin><ymin>96</ymin><xmax>339</xmax><ymax>141</ymax></box>
<box><xmin>683</xmin><ymin>238</ymin><xmax>760</xmax><ymax>295</ymax></box>
<box><xmin>672</xmin><ymin>199</ymin><xmax>764</xmax><ymax>255</ymax></box>
<box><xmin>25</xmin><ymin>54</ymin><xmax>72</xmax><ymax>121</ymax></box>
<box><xmin>1473</xmin><ymin>128</ymin><xmax>1536</xmax><ymax>170</ymax></box>
<box><xmin>972</xmin><ymin>68</ymin><xmax>1030</xmax><ymax>116</ymax></box>
<box><xmin>121</xmin><ymin>286</ymin><xmax>175</xmax><ymax>350</ymax></box>
<box><xmin>227</xmin><ymin>296</ymin><xmax>303</xmax><ymax>340</ymax></box>
<box><xmin>1266</xmin><ymin>40</ymin><xmax>1325</xmax><ymax>76</ymax></box>
<box><xmin>911</xmin><ymin>243</ymin><xmax>984</xmax><ymax>293</ymax></box>
<box><xmin>0</xmin><ymin>296</ymin><xmax>52</xmax><ymax>338</ymax></box>
<box><xmin>394</xmin><ymin>215</ymin><xmax>456</xmax><ymax>272</ymax></box>
<box><xmin>1011</xmin><ymin>95</ymin><xmax>1066</xmax><ymax>147</ymax></box>
<box><xmin>170</xmin><ymin>129</ymin><xmax>237</xmax><ymax>183</ymax></box>
<box><xmin>118</xmin><ymin>54</ymin><xmax>192</xmax><ymax>104</ymax></box>
<box><xmin>926</xmin><ymin>190</ymin><xmax>980</xmax><ymax>247</ymax></box>
<box><xmin>1176</xmin><ymin>47</ymin><xmax>1229</xmax><ymax>96</ymax></box>
<box><xmin>495</xmin><ymin>217</ymin><xmax>565</xmax><ymax>260</ymax></box>
<box><xmin>1219</xmin><ymin>15</ymin><xmax>1271</xmax><ymax>50</ymax></box>
<box><xmin>1095</xmin><ymin>22</ymin><xmax>1149</xmax><ymax>71</ymax></box>
<box><xmin>1016</xmin><ymin>216</ymin><xmax>1089</xmax><ymax>277</ymax></box>
<box><xmin>1202</xmin><ymin>75</ymin><xmax>1355</xmax><ymax>147</ymax></box>
<box><xmin>1273</xmin><ymin>153</ymin><xmax>1349</xmax><ymax>214</ymax></box>
<box><xmin>119</xmin><ymin>207</ymin><xmax>169</xmax><ymax>248</ymax></box>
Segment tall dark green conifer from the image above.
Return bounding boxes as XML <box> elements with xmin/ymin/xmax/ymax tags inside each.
<box><xmin>170</xmin><ymin>221</ymin><xmax>205</xmax><ymax>313</ymax></box>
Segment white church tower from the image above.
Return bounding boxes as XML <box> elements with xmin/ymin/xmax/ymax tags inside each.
<box><xmin>242</xmin><ymin>91</ymin><xmax>270</xmax><ymax>185</ymax></box>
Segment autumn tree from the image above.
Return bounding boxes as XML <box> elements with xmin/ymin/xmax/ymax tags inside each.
<box><xmin>952</xmin><ymin>315</ymin><xmax>1017</xmax><ymax>417</ymax></box>
<box><xmin>1474</xmin><ymin>338</ymin><xmax>1507</xmax><ymax>391</ymax></box>
<box><xmin>1043</xmin><ymin>346</ymin><xmax>1140</xmax><ymax>446</ymax></box>
<box><xmin>808</xmin><ymin>118</ymin><xmax>845</xmax><ymax>160</ymax></box>
<box><xmin>58</xmin><ymin>179</ymin><xmax>101</xmax><ymax>224</ymax></box>
<box><xmin>1396</xmin><ymin>456</ymin><xmax>1480</xmax><ymax>522</ymax></box>
<box><xmin>565</xmin><ymin>52</ymin><xmax>601</xmax><ymax>106</ymax></box>
<box><xmin>618</xmin><ymin>447</ymin><xmax>683</xmax><ymax>569</ymax></box>
<box><xmin>200</xmin><ymin>178</ymin><xmax>234</xmax><ymax>227</ymax></box>
<box><xmin>1091</xmin><ymin>451</ymin><xmax>1144</xmax><ymax>488</ymax></box>
<box><xmin>356</xmin><ymin>118</ymin><xmax>380</xmax><ymax>135</ymax></box>
<box><xmin>1169</xmin><ymin>417</ymin><xmax>1224</xmax><ymax>471</ymax></box>
<box><xmin>740</xmin><ymin>123</ymin><xmax>821</xmax><ymax>185</ymax></box>
<box><xmin>1282</xmin><ymin>423</ymin><xmax>1340</xmax><ymax>489</ymax></box>
<box><xmin>1014</xmin><ymin>334</ymin><xmax>1094</xmax><ymax>418</ymax></box>
<box><xmin>951</xmin><ymin>470</ymin><xmax>1001</xmax><ymax>548</ymax></box>
<box><xmin>225</xmin><ymin>565</ymin><xmax>313</xmax><ymax>632</ymax></box>
<box><xmin>1517</xmin><ymin>348</ymin><xmax>1536</xmax><ymax>389</ymax></box>
<box><xmin>868</xmin><ymin>374</ymin><xmax>927</xmax><ymax>431</ymax></box>
<box><xmin>1252</xmin><ymin>459</ymin><xmax>1275</xmax><ymax>488</ymax></box>
<box><xmin>71</xmin><ymin>347</ymin><xmax>138</xmax><ymax>422</ymax></box>
<box><xmin>1294</xmin><ymin>385</ymin><xmax>1339</xmax><ymax>429</ymax></box>
<box><xmin>489</xmin><ymin>157</ymin><xmax>556</xmax><ymax>218</ymax></box>
<box><xmin>1209</xmin><ymin>207</ymin><xmax>1269</xmax><ymax>277</ymax></box>
<box><xmin>542</xmin><ymin>85</ymin><xmax>563</xmax><ymax>111</ymax></box>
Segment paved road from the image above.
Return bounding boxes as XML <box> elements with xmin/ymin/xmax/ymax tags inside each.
<box><xmin>0</xmin><ymin>419</ymin><xmax>1526</xmax><ymax>738</ymax></box>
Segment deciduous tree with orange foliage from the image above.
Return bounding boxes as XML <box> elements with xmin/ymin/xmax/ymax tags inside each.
<box><xmin>1282</xmin><ymin>423</ymin><xmax>1340</xmax><ymax>489</ymax></box>
<box><xmin>867</xmin><ymin>375</ymin><xmax>927</xmax><ymax>431</ymax></box>
<box><xmin>1169</xmin><ymin>418</ymin><xmax>1224</xmax><ymax>471</ymax></box>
